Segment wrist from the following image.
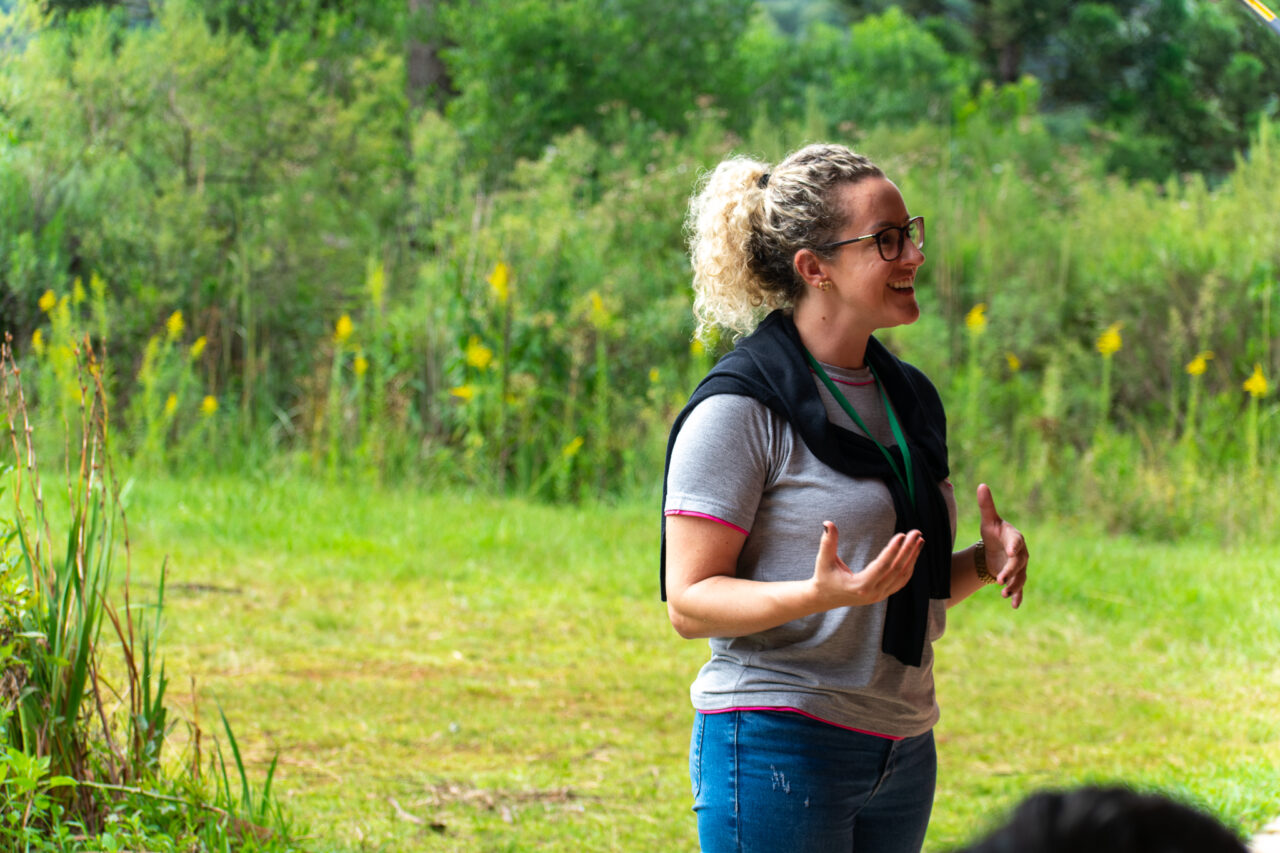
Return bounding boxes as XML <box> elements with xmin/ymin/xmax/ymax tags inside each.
<box><xmin>972</xmin><ymin>541</ymin><xmax>997</xmax><ymax>585</ymax></box>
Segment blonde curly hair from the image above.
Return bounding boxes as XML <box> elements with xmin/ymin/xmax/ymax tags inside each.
<box><xmin>685</xmin><ymin>143</ymin><xmax>884</xmax><ymax>342</ymax></box>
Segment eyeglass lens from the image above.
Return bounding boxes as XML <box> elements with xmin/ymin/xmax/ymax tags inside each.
<box><xmin>878</xmin><ymin>218</ymin><xmax>924</xmax><ymax>261</ymax></box>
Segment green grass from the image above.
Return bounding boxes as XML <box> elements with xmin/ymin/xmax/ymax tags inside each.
<box><xmin>114</xmin><ymin>472</ymin><xmax>1280</xmax><ymax>851</ymax></box>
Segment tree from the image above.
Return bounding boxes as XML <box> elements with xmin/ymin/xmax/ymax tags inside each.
<box><xmin>405</xmin><ymin>0</ymin><xmax>452</xmax><ymax>110</ymax></box>
<box><xmin>1053</xmin><ymin>0</ymin><xmax>1279</xmax><ymax>176</ymax></box>
<box><xmin>735</xmin><ymin>7</ymin><xmax>979</xmax><ymax>131</ymax></box>
<box><xmin>838</xmin><ymin>0</ymin><xmax>1279</xmax><ymax>178</ymax></box>
<box><xmin>439</xmin><ymin>0</ymin><xmax>754</xmax><ymax>175</ymax></box>
<box><xmin>836</xmin><ymin>0</ymin><xmax>1076</xmax><ymax>82</ymax></box>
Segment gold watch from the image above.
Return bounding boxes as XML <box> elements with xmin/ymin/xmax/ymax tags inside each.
<box><xmin>973</xmin><ymin>541</ymin><xmax>998</xmax><ymax>585</ymax></box>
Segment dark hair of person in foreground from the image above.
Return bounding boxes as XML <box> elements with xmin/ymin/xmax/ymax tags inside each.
<box><xmin>957</xmin><ymin>786</ymin><xmax>1248</xmax><ymax>853</ymax></box>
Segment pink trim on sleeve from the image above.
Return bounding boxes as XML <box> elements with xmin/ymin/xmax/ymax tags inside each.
<box><xmin>663</xmin><ymin>510</ymin><xmax>748</xmax><ymax>537</ymax></box>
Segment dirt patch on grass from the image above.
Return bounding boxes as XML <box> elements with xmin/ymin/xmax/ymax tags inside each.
<box><xmin>386</xmin><ymin>783</ymin><xmax>599</xmax><ymax>833</ymax></box>
<box><xmin>419</xmin><ymin>781</ymin><xmax>595</xmax><ymax>810</ymax></box>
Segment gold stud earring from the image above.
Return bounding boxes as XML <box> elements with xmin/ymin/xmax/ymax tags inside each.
<box><xmin>818</xmin><ymin>279</ymin><xmax>833</xmax><ymax>291</ymax></box>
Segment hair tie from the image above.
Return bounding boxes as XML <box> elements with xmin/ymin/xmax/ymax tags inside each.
<box><xmin>757</xmin><ymin>172</ymin><xmax>771</xmax><ymax>189</ymax></box>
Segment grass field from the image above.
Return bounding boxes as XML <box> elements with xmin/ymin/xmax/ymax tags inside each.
<box><xmin>115</xmin><ymin>472</ymin><xmax>1280</xmax><ymax>851</ymax></box>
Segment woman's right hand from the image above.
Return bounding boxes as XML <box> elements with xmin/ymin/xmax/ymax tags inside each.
<box><xmin>812</xmin><ymin>522</ymin><xmax>923</xmax><ymax>607</ymax></box>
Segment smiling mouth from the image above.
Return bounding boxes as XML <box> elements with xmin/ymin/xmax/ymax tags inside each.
<box><xmin>888</xmin><ymin>279</ymin><xmax>915</xmax><ymax>291</ymax></box>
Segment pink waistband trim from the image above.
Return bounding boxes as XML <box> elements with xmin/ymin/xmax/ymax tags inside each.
<box><xmin>698</xmin><ymin>706</ymin><xmax>902</xmax><ymax>741</ymax></box>
<box><xmin>663</xmin><ymin>510</ymin><xmax>748</xmax><ymax>537</ymax></box>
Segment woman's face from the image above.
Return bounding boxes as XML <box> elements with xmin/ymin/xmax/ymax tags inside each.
<box><xmin>815</xmin><ymin>177</ymin><xmax>925</xmax><ymax>335</ymax></box>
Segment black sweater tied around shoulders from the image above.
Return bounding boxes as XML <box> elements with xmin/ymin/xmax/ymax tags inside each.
<box><xmin>660</xmin><ymin>310</ymin><xmax>952</xmax><ymax>668</ymax></box>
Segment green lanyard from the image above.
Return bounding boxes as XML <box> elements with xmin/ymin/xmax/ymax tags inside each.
<box><xmin>803</xmin><ymin>349</ymin><xmax>917</xmax><ymax>509</ymax></box>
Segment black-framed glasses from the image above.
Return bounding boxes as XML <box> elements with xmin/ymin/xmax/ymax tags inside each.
<box><xmin>818</xmin><ymin>216</ymin><xmax>925</xmax><ymax>262</ymax></box>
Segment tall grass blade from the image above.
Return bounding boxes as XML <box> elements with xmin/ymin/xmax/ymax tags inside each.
<box><xmin>218</xmin><ymin>703</ymin><xmax>252</xmax><ymax>809</ymax></box>
<box><xmin>259</xmin><ymin>753</ymin><xmax>279</xmax><ymax>821</ymax></box>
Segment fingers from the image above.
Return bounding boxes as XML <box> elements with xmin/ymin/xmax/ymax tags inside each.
<box><xmin>874</xmin><ymin>530</ymin><xmax>925</xmax><ymax>594</ymax></box>
<box><xmin>1001</xmin><ymin>570</ymin><xmax>1026</xmax><ymax>608</ymax></box>
<box><xmin>888</xmin><ymin>530</ymin><xmax>925</xmax><ymax>571</ymax></box>
<box><xmin>997</xmin><ymin>534</ymin><xmax>1028</xmax><ymax>608</ymax></box>
<box><xmin>976</xmin><ymin>483</ymin><xmax>1002</xmax><ymax>527</ymax></box>
<box><xmin>818</xmin><ymin>520</ymin><xmax>839</xmax><ymax>565</ymax></box>
<box><xmin>814</xmin><ymin>521</ymin><xmax>848</xmax><ymax>578</ymax></box>
<box><xmin>996</xmin><ymin>535</ymin><xmax>1028</xmax><ymax>584</ymax></box>
<box><xmin>817</xmin><ymin>527</ymin><xmax>924</xmax><ymax>606</ymax></box>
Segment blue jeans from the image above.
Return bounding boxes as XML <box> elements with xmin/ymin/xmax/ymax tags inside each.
<box><xmin>690</xmin><ymin>710</ymin><xmax>936</xmax><ymax>853</ymax></box>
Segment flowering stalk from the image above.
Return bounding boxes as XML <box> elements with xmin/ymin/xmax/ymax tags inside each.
<box><xmin>1096</xmin><ymin>323</ymin><xmax>1123</xmax><ymax>429</ymax></box>
<box><xmin>963</xmin><ymin>303</ymin><xmax>987</xmax><ymax>446</ymax></box>
<box><xmin>1182</xmin><ymin>351</ymin><xmax>1213</xmax><ymax>449</ymax></box>
<box><xmin>1243</xmin><ymin>363</ymin><xmax>1269</xmax><ymax>476</ymax></box>
<box><xmin>489</xmin><ymin>262</ymin><xmax>513</xmax><ymax>484</ymax></box>
<box><xmin>588</xmin><ymin>290</ymin><xmax>612</xmax><ymax>496</ymax></box>
<box><xmin>324</xmin><ymin>314</ymin><xmax>354</xmax><ymax>474</ymax></box>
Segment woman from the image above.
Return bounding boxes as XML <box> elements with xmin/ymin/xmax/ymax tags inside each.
<box><xmin>661</xmin><ymin>143</ymin><xmax>1029</xmax><ymax>853</ymax></box>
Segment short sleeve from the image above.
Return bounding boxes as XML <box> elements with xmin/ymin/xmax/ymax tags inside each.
<box><xmin>664</xmin><ymin>394</ymin><xmax>779</xmax><ymax>535</ymax></box>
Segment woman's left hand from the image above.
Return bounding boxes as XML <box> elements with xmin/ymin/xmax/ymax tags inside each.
<box><xmin>977</xmin><ymin>483</ymin><xmax>1029</xmax><ymax>608</ymax></box>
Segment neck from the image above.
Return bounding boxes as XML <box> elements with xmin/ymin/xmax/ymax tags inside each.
<box><xmin>792</xmin><ymin>298</ymin><xmax>872</xmax><ymax>369</ymax></box>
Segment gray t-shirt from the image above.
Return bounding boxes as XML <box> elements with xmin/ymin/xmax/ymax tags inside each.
<box><xmin>664</xmin><ymin>363</ymin><xmax>958</xmax><ymax>738</ymax></box>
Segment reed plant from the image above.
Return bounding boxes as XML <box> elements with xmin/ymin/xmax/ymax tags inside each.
<box><xmin>0</xmin><ymin>336</ymin><xmax>293</xmax><ymax>850</ymax></box>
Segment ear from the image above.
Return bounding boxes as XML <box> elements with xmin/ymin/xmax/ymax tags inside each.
<box><xmin>793</xmin><ymin>248</ymin><xmax>830</xmax><ymax>289</ymax></box>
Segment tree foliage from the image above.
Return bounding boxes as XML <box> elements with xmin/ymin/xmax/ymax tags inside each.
<box><xmin>1</xmin><ymin>0</ymin><xmax>410</xmax><ymax>424</ymax></box>
<box><xmin>1</xmin><ymin>0</ymin><xmax>1278</xmax><ymax>517</ymax></box>
<box><xmin>835</xmin><ymin>0</ymin><xmax>1280</xmax><ymax>178</ymax></box>
<box><xmin>736</xmin><ymin>6</ymin><xmax>979</xmax><ymax>131</ymax></box>
<box><xmin>439</xmin><ymin>0</ymin><xmax>754</xmax><ymax>174</ymax></box>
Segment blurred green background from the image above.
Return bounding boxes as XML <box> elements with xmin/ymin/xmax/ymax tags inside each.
<box><xmin>2</xmin><ymin>1</ymin><xmax>1280</xmax><ymax>849</ymax></box>
<box><xmin>4</xmin><ymin>0</ymin><xmax>1278</xmax><ymax>531</ymax></box>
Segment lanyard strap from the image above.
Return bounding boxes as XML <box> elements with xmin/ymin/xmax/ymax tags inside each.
<box><xmin>804</xmin><ymin>350</ymin><xmax>916</xmax><ymax>508</ymax></box>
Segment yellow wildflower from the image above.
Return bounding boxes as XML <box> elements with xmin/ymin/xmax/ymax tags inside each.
<box><xmin>190</xmin><ymin>336</ymin><xmax>207</xmax><ymax>359</ymax></box>
<box><xmin>464</xmin><ymin>336</ymin><xmax>494</xmax><ymax>370</ymax></box>
<box><xmin>72</xmin><ymin>278</ymin><xmax>87</xmax><ymax>305</ymax></box>
<box><xmin>965</xmin><ymin>303</ymin><xmax>987</xmax><ymax>335</ymax></box>
<box><xmin>200</xmin><ymin>395</ymin><xmax>218</xmax><ymax>416</ymax></box>
<box><xmin>38</xmin><ymin>289</ymin><xmax>56</xmax><ymax>313</ymax></box>
<box><xmin>1005</xmin><ymin>352</ymin><xmax>1021</xmax><ymax>372</ymax></box>
<box><xmin>164</xmin><ymin>393</ymin><xmax>178</xmax><ymax>416</ymax></box>
<box><xmin>649</xmin><ymin>367</ymin><xmax>660</xmax><ymax>384</ymax></box>
<box><xmin>562</xmin><ymin>436</ymin><xmax>585</xmax><ymax>458</ymax></box>
<box><xmin>366</xmin><ymin>259</ymin><xmax>386</xmax><ymax>311</ymax></box>
<box><xmin>588</xmin><ymin>290</ymin><xmax>611</xmax><ymax>329</ymax></box>
<box><xmin>450</xmin><ymin>384</ymin><xmax>477</xmax><ymax>401</ymax></box>
<box><xmin>1243</xmin><ymin>364</ymin><xmax>1268</xmax><ymax>398</ymax></box>
<box><xmin>334</xmin><ymin>314</ymin><xmax>354</xmax><ymax>345</ymax></box>
<box><xmin>690</xmin><ymin>338</ymin><xmax>706</xmax><ymax>357</ymax></box>
<box><xmin>166</xmin><ymin>310</ymin><xmax>185</xmax><ymax>341</ymax></box>
<box><xmin>1096</xmin><ymin>323</ymin><xmax>1123</xmax><ymax>357</ymax></box>
<box><xmin>31</xmin><ymin>328</ymin><xmax>45</xmax><ymax>355</ymax></box>
<box><xmin>1185</xmin><ymin>351</ymin><xmax>1213</xmax><ymax>377</ymax></box>
<box><xmin>488</xmin><ymin>262</ymin><xmax>511</xmax><ymax>305</ymax></box>
<box><xmin>354</xmin><ymin>354</ymin><xmax>369</xmax><ymax>377</ymax></box>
